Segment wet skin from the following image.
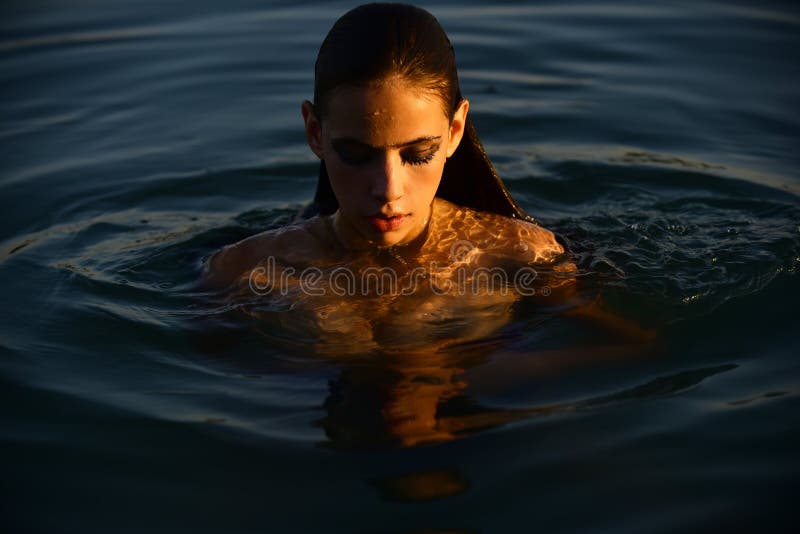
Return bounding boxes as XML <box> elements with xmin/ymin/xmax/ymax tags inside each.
<box><xmin>302</xmin><ymin>76</ymin><xmax>468</xmax><ymax>250</ymax></box>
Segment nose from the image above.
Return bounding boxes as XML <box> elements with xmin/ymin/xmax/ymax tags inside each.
<box><xmin>371</xmin><ymin>152</ymin><xmax>404</xmax><ymax>203</ymax></box>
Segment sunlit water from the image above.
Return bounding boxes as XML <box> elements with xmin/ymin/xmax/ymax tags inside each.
<box><xmin>1</xmin><ymin>1</ymin><xmax>798</xmax><ymax>532</ymax></box>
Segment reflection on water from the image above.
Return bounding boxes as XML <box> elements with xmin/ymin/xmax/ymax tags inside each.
<box><xmin>311</xmin><ymin>350</ymin><xmax>737</xmax><ymax>453</ymax></box>
<box><xmin>370</xmin><ymin>467</ymin><xmax>471</xmax><ymax>502</ymax></box>
<box><xmin>317</xmin><ymin>354</ymin><xmax>476</xmax><ymax>449</ymax></box>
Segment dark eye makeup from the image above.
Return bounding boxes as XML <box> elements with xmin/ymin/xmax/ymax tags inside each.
<box><xmin>402</xmin><ymin>149</ymin><xmax>438</xmax><ymax>166</ymax></box>
<box><xmin>331</xmin><ymin>139</ymin><xmax>440</xmax><ymax>167</ymax></box>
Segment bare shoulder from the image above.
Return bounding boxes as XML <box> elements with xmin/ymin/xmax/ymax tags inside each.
<box><xmin>201</xmin><ymin>218</ymin><xmax>327</xmax><ymax>289</ymax></box>
<box><xmin>432</xmin><ymin>197</ymin><xmax>565</xmax><ymax>263</ymax></box>
<box><xmin>500</xmin><ymin>214</ymin><xmax>565</xmax><ymax>261</ymax></box>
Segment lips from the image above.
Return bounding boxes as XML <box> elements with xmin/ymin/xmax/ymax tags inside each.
<box><xmin>366</xmin><ymin>213</ymin><xmax>408</xmax><ymax>233</ymax></box>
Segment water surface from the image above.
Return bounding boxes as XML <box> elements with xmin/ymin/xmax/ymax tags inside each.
<box><xmin>1</xmin><ymin>1</ymin><xmax>798</xmax><ymax>532</ymax></box>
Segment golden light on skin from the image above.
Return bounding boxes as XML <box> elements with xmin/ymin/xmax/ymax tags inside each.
<box><xmin>302</xmin><ymin>76</ymin><xmax>469</xmax><ymax>250</ymax></box>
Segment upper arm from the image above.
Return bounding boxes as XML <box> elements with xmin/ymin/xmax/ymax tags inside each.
<box><xmin>199</xmin><ymin>224</ymin><xmax>319</xmax><ymax>290</ymax></box>
<box><xmin>199</xmin><ymin>229</ymin><xmax>277</xmax><ymax>289</ymax></box>
<box><xmin>200</xmin><ymin>241</ymin><xmax>254</xmax><ymax>289</ymax></box>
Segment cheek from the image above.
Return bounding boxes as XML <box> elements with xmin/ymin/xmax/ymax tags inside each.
<box><xmin>414</xmin><ymin>160</ymin><xmax>446</xmax><ymax>194</ymax></box>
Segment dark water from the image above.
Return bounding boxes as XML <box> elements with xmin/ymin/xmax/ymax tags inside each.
<box><xmin>2</xmin><ymin>0</ymin><xmax>799</xmax><ymax>532</ymax></box>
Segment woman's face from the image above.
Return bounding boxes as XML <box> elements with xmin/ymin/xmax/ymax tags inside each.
<box><xmin>303</xmin><ymin>77</ymin><xmax>468</xmax><ymax>248</ymax></box>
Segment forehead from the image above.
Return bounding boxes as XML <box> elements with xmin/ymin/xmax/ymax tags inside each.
<box><xmin>323</xmin><ymin>78</ymin><xmax>450</xmax><ymax>144</ymax></box>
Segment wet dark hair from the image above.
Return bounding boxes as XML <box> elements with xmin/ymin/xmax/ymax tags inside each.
<box><xmin>304</xmin><ymin>3</ymin><xmax>531</xmax><ymax>222</ymax></box>
<box><xmin>313</xmin><ymin>3</ymin><xmax>459</xmax><ymax>120</ymax></box>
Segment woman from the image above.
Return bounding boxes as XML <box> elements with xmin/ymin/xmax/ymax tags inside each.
<box><xmin>202</xmin><ymin>3</ymin><xmax>579</xmax><ymax>355</ymax></box>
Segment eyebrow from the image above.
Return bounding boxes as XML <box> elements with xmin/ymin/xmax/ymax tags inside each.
<box><xmin>331</xmin><ymin>135</ymin><xmax>441</xmax><ymax>149</ymax></box>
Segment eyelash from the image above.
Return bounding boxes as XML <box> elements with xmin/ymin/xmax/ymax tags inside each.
<box><xmin>334</xmin><ymin>147</ymin><xmax>438</xmax><ymax>167</ymax></box>
<box><xmin>404</xmin><ymin>152</ymin><xmax>436</xmax><ymax>166</ymax></box>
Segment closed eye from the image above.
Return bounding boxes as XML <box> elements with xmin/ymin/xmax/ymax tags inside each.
<box><xmin>331</xmin><ymin>138</ymin><xmax>441</xmax><ymax>167</ymax></box>
<box><xmin>401</xmin><ymin>145</ymin><xmax>439</xmax><ymax>166</ymax></box>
